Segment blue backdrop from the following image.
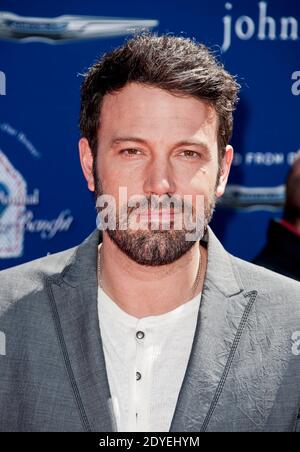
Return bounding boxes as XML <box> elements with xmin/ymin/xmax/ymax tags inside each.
<box><xmin>0</xmin><ymin>0</ymin><xmax>299</xmax><ymax>269</ymax></box>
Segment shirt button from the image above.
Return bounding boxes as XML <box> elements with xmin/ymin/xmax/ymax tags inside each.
<box><xmin>136</xmin><ymin>331</ymin><xmax>145</xmax><ymax>340</ymax></box>
<box><xmin>136</xmin><ymin>372</ymin><xmax>142</xmax><ymax>381</ymax></box>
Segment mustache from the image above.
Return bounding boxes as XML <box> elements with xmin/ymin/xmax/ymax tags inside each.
<box><xmin>95</xmin><ymin>194</ymin><xmax>193</xmax><ymax>215</ymax></box>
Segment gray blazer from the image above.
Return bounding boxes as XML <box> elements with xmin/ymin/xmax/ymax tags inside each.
<box><xmin>0</xmin><ymin>227</ymin><xmax>300</xmax><ymax>432</ymax></box>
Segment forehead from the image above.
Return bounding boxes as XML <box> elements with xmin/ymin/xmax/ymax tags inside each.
<box><xmin>99</xmin><ymin>82</ymin><xmax>218</xmax><ymax>144</ymax></box>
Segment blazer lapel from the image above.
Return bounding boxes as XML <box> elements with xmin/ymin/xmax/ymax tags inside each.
<box><xmin>170</xmin><ymin>227</ymin><xmax>257</xmax><ymax>432</ymax></box>
<box><xmin>46</xmin><ymin>229</ymin><xmax>117</xmax><ymax>432</ymax></box>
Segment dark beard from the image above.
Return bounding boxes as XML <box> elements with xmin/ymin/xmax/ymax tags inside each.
<box><xmin>93</xmin><ymin>169</ymin><xmax>216</xmax><ymax>266</ymax></box>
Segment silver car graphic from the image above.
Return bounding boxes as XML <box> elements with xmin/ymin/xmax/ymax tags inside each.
<box><xmin>219</xmin><ymin>185</ymin><xmax>286</xmax><ymax>212</ymax></box>
<box><xmin>0</xmin><ymin>12</ymin><xmax>159</xmax><ymax>43</ymax></box>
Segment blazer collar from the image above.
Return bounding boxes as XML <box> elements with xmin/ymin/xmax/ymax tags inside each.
<box><xmin>200</xmin><ymin>227</ymin><xmax>244</xmax><ymax>297</ymax></box>
<box><xmin>47</xmin><ymin>228</ymin><xmax>116</xmax><ymax>432</ymax></box>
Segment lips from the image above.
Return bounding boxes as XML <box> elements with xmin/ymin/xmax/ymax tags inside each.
<box><xmin>138</xmin><ymin>209</ymin><xmax>178</xmax><ymax>222</ymax></box>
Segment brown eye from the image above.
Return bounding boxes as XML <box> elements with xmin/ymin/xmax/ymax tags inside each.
<box><xmin>180</xmin><ymin>150</ymin><xmax>201</xmax><ymax>159</ymax></box>
<box><xmin>120</xmin><ymin>149</ymin><xmax>141</xmax><ymax>156</ymax></box>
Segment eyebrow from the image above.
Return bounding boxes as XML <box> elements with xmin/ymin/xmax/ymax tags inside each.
<box><xmin>109</xmin><ymin>136</ymin><xmax>210</xmax><ymax>151</ymax></box>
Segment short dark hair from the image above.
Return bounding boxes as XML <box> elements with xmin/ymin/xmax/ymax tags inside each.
<box><xmin>79</xmin><ymin>32</ymin><xmax>240</xmax><ymax>164</ymax></box>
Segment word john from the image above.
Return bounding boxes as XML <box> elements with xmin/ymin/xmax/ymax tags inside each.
<box><xmin>222</xmin><ymin>2</ymin><xmax>299</xmax><ymax>52</ymax></box>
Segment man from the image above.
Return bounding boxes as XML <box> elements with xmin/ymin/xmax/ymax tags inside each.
<box><xmin>0</xmin><ymin>33</ymin><xmax>300</xmax><ymax>433</ymax></box>
<box><xmin>254</xmin><ymin>157</ymin><xmax>300</xmax><ymax>281</ymax></box>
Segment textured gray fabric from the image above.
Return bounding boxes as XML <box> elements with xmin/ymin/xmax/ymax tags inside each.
<box><xmin>0</xmin><ymin>227</ymin><xmax>299</xmax><ymax>432</ymax></box>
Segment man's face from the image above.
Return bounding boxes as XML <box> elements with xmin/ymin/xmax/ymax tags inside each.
<box><xmin>79</xmin><ymin>82</ymin><xmax>233</xmax><ymax>265</ymax></box>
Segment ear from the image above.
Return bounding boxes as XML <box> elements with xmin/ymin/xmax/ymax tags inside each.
<box><xmin>216</xmin><ymin>145</ymin><xmax>234</xmax><ymax>198</ymax></box>
<box><xmin>79</xmin><ymin>138</ymin><xmax>95</xmax><ymax>192</ymax></box>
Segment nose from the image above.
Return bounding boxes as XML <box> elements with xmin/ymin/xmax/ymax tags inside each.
<box><xmin>143</xmin><ymin>158</ymin><xmax>176</xmax><ymax>196</ymax></box>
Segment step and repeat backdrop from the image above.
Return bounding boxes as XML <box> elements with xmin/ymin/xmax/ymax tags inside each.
<box><xmin>0</xmin><ymin>0</ymin><xmax>299</xmax><ymax>269</ymax></box>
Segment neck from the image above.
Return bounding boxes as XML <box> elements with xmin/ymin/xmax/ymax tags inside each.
<box><xmin>98</xmin><ymin>232</ymin><xmax>207</xmax><ymax>318</ymax></box>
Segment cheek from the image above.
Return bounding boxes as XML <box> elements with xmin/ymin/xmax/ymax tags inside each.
<box><xmin>100</xmin><ymin>155</ymin><xmax>143</xmax><ymax>184</ymax></box>
<box><xmin>99</xmin><ymin>171</ymin><xmax>144</xmax><ymax>204</ymax></box>
<box><xmin>187</xmin><ymin>167</ymin><xmax>218</xmax><ymax>197</ymax></box>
